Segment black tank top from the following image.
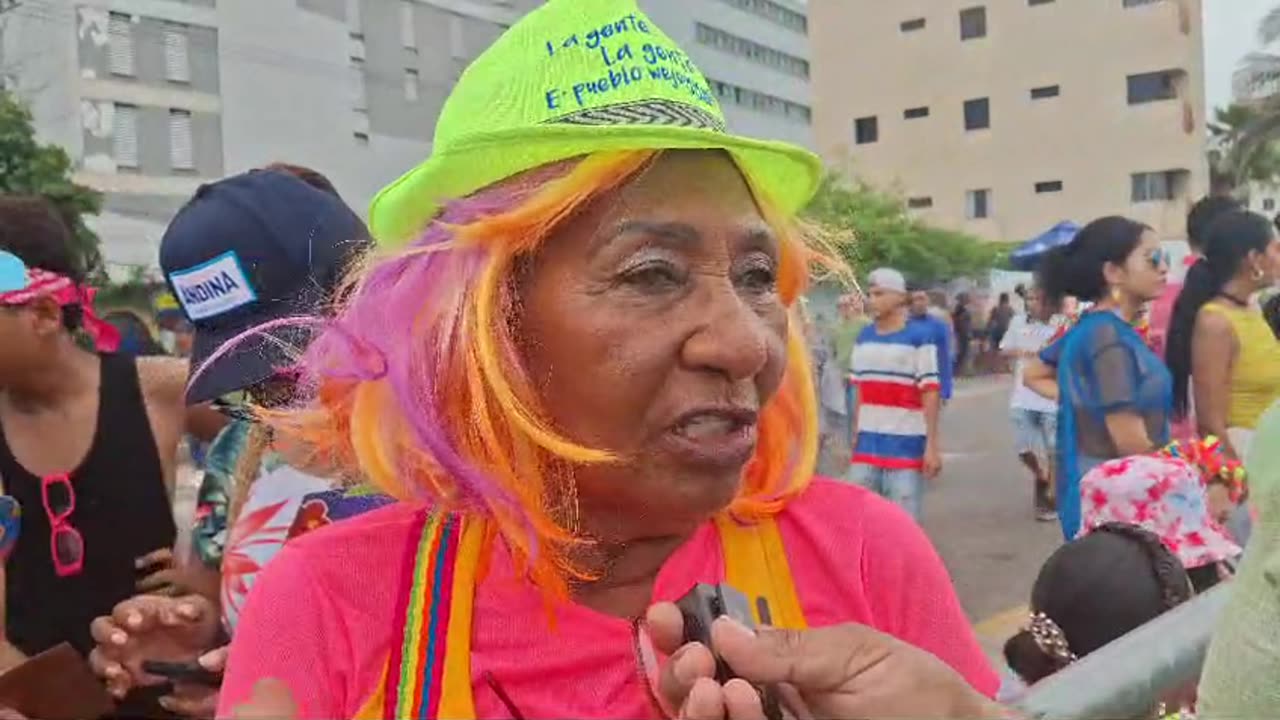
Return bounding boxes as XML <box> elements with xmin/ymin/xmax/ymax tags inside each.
<box><xmin>2</xmin><ymin>353</ymin><xmax>175</xmax><ymax>658</ymax></box>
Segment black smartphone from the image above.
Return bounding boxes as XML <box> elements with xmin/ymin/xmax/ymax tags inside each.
<box><xmin>141</xmin><ymin>660</ymin><xmax>222</xmax><ymax>687</ymax></box>
<box><xmin>675</xmin><ymin>583</ymin><xmax>782</xmax><ymax>720</ymax></box>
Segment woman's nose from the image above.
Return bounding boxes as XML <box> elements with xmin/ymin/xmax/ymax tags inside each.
<box><xmin>678</xmin><ymin>281</ymin><xmax>772</xmax><ymax>382</ymax></box>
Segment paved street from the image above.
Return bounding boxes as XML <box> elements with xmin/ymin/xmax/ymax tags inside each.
<box><xmin>919</xmin><ymin>376</ymin><xmax>1063</xmax><ymax>660</ymax></box>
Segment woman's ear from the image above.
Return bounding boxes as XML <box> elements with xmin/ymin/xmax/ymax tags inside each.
<box><xmin>1101</xmin><ymin>260</ymin><xmax>1125</xmax><ymax>293</ymax></box>
<box><xmin>25</xmin><ymin>296</ymin><xmax>65</xmax><ymax>338</ymax></box>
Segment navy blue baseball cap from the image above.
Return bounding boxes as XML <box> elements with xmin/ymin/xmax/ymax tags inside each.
<box><xmin>160</xmin><ymin>169</ymin><xmax>369</xmax><ymax>404</ymax></box>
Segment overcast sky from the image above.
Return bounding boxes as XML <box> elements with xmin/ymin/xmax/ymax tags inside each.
<box><xmin>1205</xmin><ymin>0</ymin><xmax>1275</xmax><ymax>112</ymax></box>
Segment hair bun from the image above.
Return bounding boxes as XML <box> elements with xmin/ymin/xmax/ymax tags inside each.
<box><xmin>1003</xmin><ymin>628</ymin><xmax>1066</xmax><ymax>685</ymax></box>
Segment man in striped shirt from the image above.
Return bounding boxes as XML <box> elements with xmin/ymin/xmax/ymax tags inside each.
<box><xmin>847</xmin><ymin>268</ymin><xmax>943</xmax><ymax>521</ymax></box>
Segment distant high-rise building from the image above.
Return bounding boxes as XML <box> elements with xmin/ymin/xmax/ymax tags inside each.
<box><xmin>1</xmin><ymin>0</ymin><xmax>811</xmax><ymax>276</ymax></box>
<box><xmin>810</xmin><ymin>0</ymin><xmax>1209</xmax><ymax>245</ymax></box>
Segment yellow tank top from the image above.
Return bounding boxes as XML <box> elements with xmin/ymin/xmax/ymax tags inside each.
<box><xmin>1202</xmin><ymin>302</ymin><xmax>1280</xmax><ymax>429</ymax></box>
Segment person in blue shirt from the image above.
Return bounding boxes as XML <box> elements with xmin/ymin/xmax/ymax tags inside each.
<box><xmin>1022</xmin><ymin>216</ymin><xmax>1172</xmax><ymax>540</ymax></box>
<box><xmin>910</xmin><ymin>286</ymin><xmax>954</xmax><ymax>402</ymax></box>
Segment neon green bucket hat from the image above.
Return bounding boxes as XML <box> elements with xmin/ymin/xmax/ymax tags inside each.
<box><xmin>368</xmin><ymin>0</ymin><xmax>822</xmax><ymax>246</ymax></box>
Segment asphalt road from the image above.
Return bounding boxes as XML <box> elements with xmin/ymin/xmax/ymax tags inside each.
<box><xmin>918</xmin><ymin>376</ymin><xmax>1063</xmax><ymax>658</ymax></box>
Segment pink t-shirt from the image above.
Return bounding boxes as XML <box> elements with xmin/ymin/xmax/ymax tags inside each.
<box><xmin>217</xmin><ymin>480</ymin><xmax>998</xmax><ymax>718</ymax></box>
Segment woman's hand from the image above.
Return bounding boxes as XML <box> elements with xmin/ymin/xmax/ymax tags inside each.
<box><xmin>88</xmin><ymin>594</ymin><xmax>221</xmax><ymax>700</ymax></box>
<box><xmin>136</xmin><ymin>548</ymin><xmax>181</xmax><ymax>595</ymax></box>
<box><xmin>646</xmin><ymin>603</ymin><xmax>1006</xmax><ymax>720</ymax></box>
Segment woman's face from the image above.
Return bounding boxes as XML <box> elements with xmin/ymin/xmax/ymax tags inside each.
<box><xmin>1113</xmin><ymin>229</ymin><xmax>1168</xmax><ymax>303</ymax></box>
<box><xmin>1251</xmin><ymin>229</ymin><xmax>1280</xmax><ymax>287</ymax></box>
<box><xmin>517</xmin><ymin>151</ymin><xmax>788</xmax><ymax>537</ymax></box>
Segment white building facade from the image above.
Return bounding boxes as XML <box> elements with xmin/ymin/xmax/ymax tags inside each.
<box><xmin>2</xmin><ymin>0</ymin><xmax>811</xmax><ymax>276</ymax></box>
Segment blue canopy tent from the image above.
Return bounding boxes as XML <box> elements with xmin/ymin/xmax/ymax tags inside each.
<box><xmin>1010</xmin><ymin>221</ymin><xmax>1081</xmax><ymax>271</ymax></box>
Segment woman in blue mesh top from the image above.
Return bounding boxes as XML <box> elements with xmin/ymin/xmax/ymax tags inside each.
<box><xmin>1022</xmin><ymin>216</ymin><xmax>1172</xmax><ymax>540</ymax></box>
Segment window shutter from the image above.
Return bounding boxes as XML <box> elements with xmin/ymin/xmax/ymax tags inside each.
<box><xmin>108</xmin><ymin>13</ymin><xmax>135</xmax><ymax>76</ymax></box>
<box><xmin>113</xmin><ymin>104</ymin><xmax>139</xmax><ymax>168</ymax></box>
<box><xmin>164</xmin><ymin>26</ymin><xmax>190</xmax><ymax>83</ymax></box>
<box><xmin>169</xmin><ymin>110</ymin><xmax>194</xmax><ymax>170</ymax></box>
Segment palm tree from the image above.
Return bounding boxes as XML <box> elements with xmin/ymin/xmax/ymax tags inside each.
<box><xmin>1211</xmin><ymin>103</ymin><xmax>1280</xmax><ymax>191</ymax></box>
<box><xmin>1223</xmin><ymin>6</ymin><xmax>1280</xmax><ymax>186</ymax></box>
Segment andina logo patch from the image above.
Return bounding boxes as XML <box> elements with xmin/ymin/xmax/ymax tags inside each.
<box><xmin>169</xmin><ymin>251</ymin><xmax>257</xmax><ymax>320</ymax></box>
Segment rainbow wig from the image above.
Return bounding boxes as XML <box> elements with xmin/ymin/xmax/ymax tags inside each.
<box><xmin>276</xmin><ymin>150</ymin><xmax>826</xmax><ymax>597</ymax></box>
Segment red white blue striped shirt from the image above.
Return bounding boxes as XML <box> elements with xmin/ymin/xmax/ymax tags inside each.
<box><xmin>850</xmin><ymin>322</ymin><xmax>941</xmax><ymax>469</ymax></box>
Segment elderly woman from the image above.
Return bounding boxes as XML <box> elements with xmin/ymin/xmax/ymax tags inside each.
<box><xmin>214</xmin><ymin>2</ymin><xmax>998</xmax><ymax>718</ymax></box>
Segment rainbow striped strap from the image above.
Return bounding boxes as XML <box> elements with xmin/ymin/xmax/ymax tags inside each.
<box><xmin>384</xmin><ymin>510</ymin><xmax>471</xmax><ymax>719</ymax></box>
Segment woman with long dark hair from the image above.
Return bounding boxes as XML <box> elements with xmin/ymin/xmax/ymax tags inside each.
<box><xmin>1165</xmin><ymin>210</ymin><xmax>1280</xmax><ymax>462</ymax></box>
<box><xmin>1023</xmin><ymin>216</ymin><xmax>1170</xmax><ymax>539</ymax></box>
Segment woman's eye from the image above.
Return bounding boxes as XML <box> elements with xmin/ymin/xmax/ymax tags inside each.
<box><xmin>737</xmin><ymin>260</ymin><xmax>777</xmax><ymax>292</ymax></box>
<box><xmin>620</xmin><ymin>262</ymin><xmax>682</xmax><ymax>289</ymax></box>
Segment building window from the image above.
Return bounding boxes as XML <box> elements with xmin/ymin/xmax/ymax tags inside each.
<box><xmin>353</xmin><ymin>106</ymin><xmax>369</xmax><ymax>145</ymax></box>
<box><xmin>966</xmin><ymin>189</ymin><xmax>991</xmax><ymax>219</ymax></box>
<box><xmin>168</xmin><ymin>109</ymin><xmax>194</xmax><ymax>170</ymax></box>
<box><xmin>1265</xmin><ymin>198</ymin><xmax>1277</xmax><ymax>212</ymax></box>
<box><xmin>163</xmin><ymin>24</ymin><xmax>191</xmax><ymax>83</ymax></box>
<box><xmin>904</xmin><ymin>106</ymin><xmax>930</xmax><ymax>119</ymax></box>
<box><xmin>854</xmin><ymin>116</ymin><xmax>878</xmax><ymax>144</ymax></box>
<box><xmin>714</xmin><ymin>0</ymin><xmax>807</xmax><ymax>34</ymax></box>
<box><xmin>400</xmin><ymin>1</ymin><xmax>417</xmax><ymax>51</ymax></box>
<box><xmin>907</xmin><ymin>197</ymin><xmax>934</xmax><ymax>209</ymax></box>
<box><xmin>1030</xmin><ymin>84</ymin><xmax>1060</xmax><ymax>99</ymax></box>
<box><xmin>350</xmin><ymin>58</ymin><xmax>367</xmax><ymax>111</ymax></box>
<box><xmin>959</xmin><ymin>6</ymin><xmax>987</xmax><ymax>40</ymax></box>
<box><xmin>108</xmin><ymin>12</ymin><xmax>135</xmax><ymax>77</ymax></box>
<box><xmin>900</xmin><ymin>18</ymin><xmax>926</xmax><ymax>32</ymax></box>
<box><xmin>1131</xmin><ymin>171</ymin><xmax>1185</xmax><ymax>202</ymax></box>
<box><xmin>113</xmin><ymin>103</ymin><xmax>139</xmax><ymax>168</ymax></box>
<box><xmin>695</xmin><ymin>23</ymin><xmax>809</xmax><ymax>79</ymax></box>
<box><xmin>1035</xmin><ymin>180</ymin><xmax>1064</xmax><ymax>194</ymax></box>
<box><xmin>708</xmin><ymin>78</ymin><xmax>811</xmax><ymax>124</ymax></box>
<box><xmin>964</xmin><ymin>98</ymin><xmax>990</xmax><ymax>130</ymax></box>
<box><xmin>1127</xmin><ymin>71</ymin><xmax>1179</xmax><ymax>104</ymax></box>
<box><xmin>403</xmin><ymin>68</ymin><xmax>419</xmax><ymax>102</ymax></box>
<box><xmin>1123</xmin><ymin>0</ymin><xmax>1162</xmax><ymax>7</ymax></box>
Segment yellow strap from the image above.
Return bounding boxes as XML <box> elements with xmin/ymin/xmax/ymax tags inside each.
<box><xmin>352</xmin><ymin>669</ymin><xmax>388</xmax><ymax>720</ymax></box>
<box><xmin>357</xmin><ymin>516</ymin><xmax>803</xmax><ymax>718</ymax></box>
<box><xmin>436</xmin><ymin>519</ymin><xmax>484</xmax><ymax>719</ymax></box>
<box><xmin>715</xmin><ymin>515</ymin><xmax>808</xmax><ymax>630</ymax></box>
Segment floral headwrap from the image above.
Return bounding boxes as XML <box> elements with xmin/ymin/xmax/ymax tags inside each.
<box><xmin>0</xmin><ymin>251</ymin><xmax>120</xmax><ymax>352</ymax></box>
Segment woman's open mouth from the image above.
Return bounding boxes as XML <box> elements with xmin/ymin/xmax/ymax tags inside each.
<box><xmin>663</xmin><ymin>407</ymin><xmax>759</xmax><ymax>469</ymax></box>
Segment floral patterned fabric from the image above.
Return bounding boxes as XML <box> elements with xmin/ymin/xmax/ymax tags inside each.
<box><xmin>192</xmin><ymin>415</ymin><xmax>254</xmax><ymax>568</ymax></box>
<box><xmin>1078</xmin><ymin>455</ymin><xmax>1241</xmax><ymax>568</ymax></box>
<box><xmin>286</xmin><ymin>485</ymin><xmax>395</xmax><ymax>541</ymax></box>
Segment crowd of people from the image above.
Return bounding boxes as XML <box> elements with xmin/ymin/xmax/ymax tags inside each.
<box><xmin>0</xmin><ymin>0</ymin><xmax>1277</xmax><ymax>718</ymax></box>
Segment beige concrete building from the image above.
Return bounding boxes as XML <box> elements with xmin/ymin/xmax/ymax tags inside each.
<box><xmin>811</xmin><ymin>0</ymin><xmax>1209</xmax><ymax>245</ymax></box>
